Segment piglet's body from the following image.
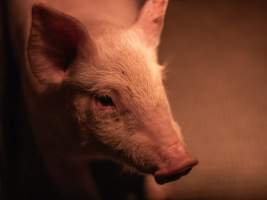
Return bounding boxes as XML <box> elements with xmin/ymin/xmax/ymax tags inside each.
<box><xmin>6</xmin><ymin>0</ymin><xmax>198</xmax><ymax>199</ymax></box>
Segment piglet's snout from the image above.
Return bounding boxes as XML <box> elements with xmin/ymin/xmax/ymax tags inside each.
<box><xmin>154</xmin><ymin>143</ymin><xmax>198</xmax><ymax>184</ymax></box>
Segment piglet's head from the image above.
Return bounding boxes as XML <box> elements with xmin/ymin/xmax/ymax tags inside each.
<box><xmin>27</xmin><ymin>0</ymin><xmax>198</xmax><ymax>184</ymax></box>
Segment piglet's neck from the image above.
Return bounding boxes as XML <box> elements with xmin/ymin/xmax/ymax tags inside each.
<box><xmin>24</xmin><ymin>89</ymin><xmax>77</xmax><ymax>155</ymax></box>
<box><xmin>23</xmin><ymin>88</ymin><xmax>101</xmax><ymax>199</ymax></box>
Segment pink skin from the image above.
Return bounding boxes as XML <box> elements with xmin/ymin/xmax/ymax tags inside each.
<box><xmin>155</xmin><ymin>143</ymin><xmax>198</xmax><ymax>184</ymax></box>
<box><xmin>8</xmin><ymin>0</ymin><xmax>198</xmax><ymax>197</ymax></box>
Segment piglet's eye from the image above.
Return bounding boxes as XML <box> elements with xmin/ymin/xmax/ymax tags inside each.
<box><xmin>95</xmin><ymin>95</ymin><xmax>115</xmax><ymax>107</ymax></box>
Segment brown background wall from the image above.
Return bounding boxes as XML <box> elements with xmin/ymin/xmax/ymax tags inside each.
<box><xmin>160</xmin><ymin>0</ymin><xmax>267</xmax><ymax>199</ymax></box>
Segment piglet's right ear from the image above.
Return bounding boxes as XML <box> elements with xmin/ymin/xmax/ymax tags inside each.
<box><xmin>28</xmin><ymin>4</ymin><xmax>94</xmax><ymax>85</ymax></box>
<box><xmin>133</xmin><ymin>0</ymin><xmax>169</xmax><ymax>49</ymax></box>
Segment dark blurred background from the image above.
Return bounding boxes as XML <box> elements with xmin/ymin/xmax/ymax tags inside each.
<box><xmin>1</xmin><ymin>0</ymin><xmax>267</xmax><ymax>200</ymax></box>
<box><xmin>158</xmin><ymin>0</ymin><xmax>267</xmax><ymax>199</ymax></box>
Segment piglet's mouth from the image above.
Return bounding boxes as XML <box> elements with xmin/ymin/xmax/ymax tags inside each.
<box><xmin>154</xmin><ymin>158</ymin><xmax>198</xmax><ymax>184</ymax></box>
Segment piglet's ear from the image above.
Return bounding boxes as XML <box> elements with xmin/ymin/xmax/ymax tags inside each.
<box><xmin>134</xmin><ymin>0</ymin><xmax>169</xmax><ymax>48</ymax></box>
<box><xmin>28</xmin><ymin>4</ymin><xmax>93</xmax><ymax>85</ymax></box>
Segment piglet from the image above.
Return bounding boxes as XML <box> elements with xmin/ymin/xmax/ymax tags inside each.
<box><xmin>7</xmin><ymin>0</ymin><xmax>198</xmax><ymax>198</ymax></box>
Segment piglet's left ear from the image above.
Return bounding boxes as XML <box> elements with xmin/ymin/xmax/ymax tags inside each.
<box><xmin>28</xmin><ymin>3</ymin><xmax>93</xmax><ymax>86</ymax></box>
<box><xmin>133</xmin><ymin>0</ymin><xmax>169</xmax><ymax>48</ymax></box>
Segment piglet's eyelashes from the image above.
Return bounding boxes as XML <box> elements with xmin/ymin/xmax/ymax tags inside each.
<box><xmin>94</xmin><ymin>95</ymin><xmax>115</xmax><ymax>107</ymax></box>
